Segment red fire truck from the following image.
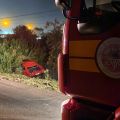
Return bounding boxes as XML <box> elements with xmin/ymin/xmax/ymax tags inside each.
<box><xmin>55</xmin><ymin>0</ymin><xmax>120</xmax><ymax>119</ymax></box>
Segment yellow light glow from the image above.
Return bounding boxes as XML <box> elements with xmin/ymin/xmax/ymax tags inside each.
<box><xmin>26</xmin><ymin>23</ymin><xmax>34</xmax><ymax>30</ymax></box>
<box><xmin>1</xmin><ymin>19</ymin><xmax>11</xmax><ymax>28</ymax></box>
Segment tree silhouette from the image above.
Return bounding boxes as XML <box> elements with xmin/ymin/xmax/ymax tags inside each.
<box><xmin>13</xmin><ymin>25</ymin><xmax>37</xmax><ymax>49</ymax></box>
<box><xmin>44</xmin><ymin>19</ymin><xmax>63</xmax><ymax>79</ymax></box>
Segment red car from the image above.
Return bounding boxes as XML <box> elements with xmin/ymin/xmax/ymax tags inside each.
<box><xmin>21</xmin><ymin>60</ymin><xmax>45</xmax><ymax>78</ymax></box>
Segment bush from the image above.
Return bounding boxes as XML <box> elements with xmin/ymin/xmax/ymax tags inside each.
<box><xmin>0</xmin><ymin>39</ymin><xmax>36</xmax><ymax>73</ymax></box>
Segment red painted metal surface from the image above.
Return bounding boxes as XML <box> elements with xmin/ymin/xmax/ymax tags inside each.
<box><xmin>57</xmin><ymin>0</ymin><xmax>120</xmax><ymax>119</ymax></box>
<box><xmin>21</xmin><ymin>60</ymin><xmax>45</xmax><ymax>77</ymax></box>
<box><xmin>61</xmin><ymin>98</ymin><xmax>113</xmax><ymax>120</ymax></box>
<box><xmin>58</xmin><ymin>0</ymin><xmax>120</xmax><ymax>107</ymax></box>
<box><xmin>115</xmin><ymin>107</ymin><xmax>120</xmax><ymax>120</ymax></box>
<box><xmin>58</xmin><ymin>53</ymin><xmax>65</xmax><ymax>93</ymax></box>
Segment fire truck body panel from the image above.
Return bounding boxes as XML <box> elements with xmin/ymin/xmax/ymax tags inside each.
<box><xmin>56</xmin><ymin>0</ymin><xmax>120</xmax><ymax>119</ymax></box>
<box><xmin>58</xmin><ymin>0</ymin><xmax>120</xmax><ymax>107</ymax></box>
<box><xmin>61</xmin><ymin>98</ymin><xmax>115</xmax><ymax>120</ymax></box>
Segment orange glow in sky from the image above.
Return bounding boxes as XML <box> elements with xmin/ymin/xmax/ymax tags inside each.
<box><xmin>26</xmin><ymin>23</ymin><xmax>35</xmax><ymax>30</ymax></box>
<box><xmin>1</xmin><ymin>19</ymin><xmax>12</xmax><ymax>28</ymax></box>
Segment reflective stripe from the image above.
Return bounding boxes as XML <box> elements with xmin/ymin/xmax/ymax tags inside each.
<box><xmin>69</xmin><ymin>40</ymin><xmax>101</xmax><ymax>57</ymax></box>
<box><xmin>69</xmin><ymin>58</ymin><xmax>100</xmax><ymax>72</ymax></box>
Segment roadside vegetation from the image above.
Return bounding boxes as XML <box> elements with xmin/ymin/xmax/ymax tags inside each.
<box><xmin>0</xmin><ymin>19</ymin><xmax>63</xmax><ymax>90</ymax></box>
<box><xmin>0</xmin><ymin>72</ymin><xmax>58</xmax><ymax>91</ymax></box>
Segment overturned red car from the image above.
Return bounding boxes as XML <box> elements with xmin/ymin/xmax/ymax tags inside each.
<box><xmin>21</xmin><ymin>60</ymin><xmax>45</xmax><ymax>78</ymax></box>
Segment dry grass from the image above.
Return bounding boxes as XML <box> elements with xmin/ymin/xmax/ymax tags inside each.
<box><xmin>0</xmin><ymin>72</ymin><xmax>59</xmax><ymax>91</ymax></box>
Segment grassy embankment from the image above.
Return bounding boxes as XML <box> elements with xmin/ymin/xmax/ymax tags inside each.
<box><xmin>0</xmin><ymin>72</ymin><xmax>58</xmax><ymax>91</ymax></box>
<box><xmin>0</xmin><ymin>39</ymin><xmax>58</xmax><ymax>91</ymax></box>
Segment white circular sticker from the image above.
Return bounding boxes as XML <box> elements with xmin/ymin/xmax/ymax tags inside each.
<box><xmin>96</xmin><ymin>38</ymin><xmax>120</xmax><ymax>79</ymax></box>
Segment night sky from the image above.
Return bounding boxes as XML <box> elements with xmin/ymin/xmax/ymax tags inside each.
<box><xmin>0</xmin><ymin>0</ymin><xmax>64</xmax><ymax>34</ymax></box>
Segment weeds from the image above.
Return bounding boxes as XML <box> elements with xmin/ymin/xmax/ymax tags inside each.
<box><xmin>0</xmin><ymin>72</ymin><xmax>58</xmax><ymax>91</ymax></box>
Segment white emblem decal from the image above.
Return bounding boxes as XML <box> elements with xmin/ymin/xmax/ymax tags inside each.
<box><xmin>96</xmin><ymin>38</ymin><xmax>120</xmax><ymax>79</ymax></box>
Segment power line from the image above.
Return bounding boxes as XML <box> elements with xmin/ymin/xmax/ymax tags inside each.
<box><xmin>0</xmin><ymin>9</ymin><xmax>59</xmax><ymax>20</ymax></box>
